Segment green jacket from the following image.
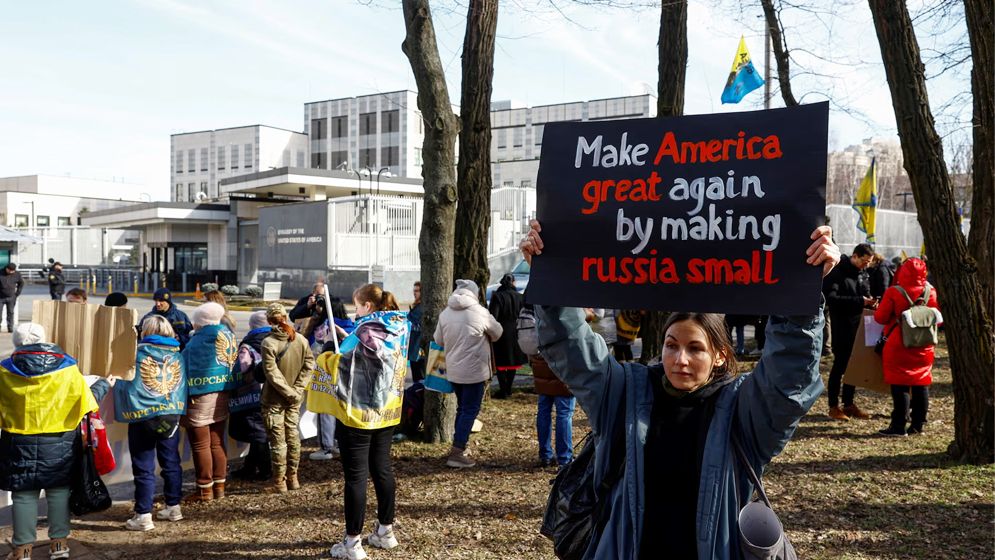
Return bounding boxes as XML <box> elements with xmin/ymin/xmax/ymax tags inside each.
<box><xmin>261</xmin><ymin>329</ymin><xmax>315</xmax><ymax>407</ymax></box>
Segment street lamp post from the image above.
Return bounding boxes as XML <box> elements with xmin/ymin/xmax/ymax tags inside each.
<box><xmin>375</xmin><ymin>167</ymin><xmax>392</xmax><ymax>196</ymax></box>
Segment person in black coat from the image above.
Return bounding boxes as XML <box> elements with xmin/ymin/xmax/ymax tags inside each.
<box><xmin>867</xmin><ymin>253</ymin><xmax>894</xmax><ymax>300</ymax></box>
<box><xmin>0</xmin><ymin>263</ymin><xmax>24</xmax><ymax>333</ymax></box>
<box><xmin>229</xmin><ymin>311</ymin><xmax>273</xmax><ymax>481</ymax></box>
<box><xmin>47</xmin><ymin>262</ymin><xmax>66</xmax><ymax>301</ymax></box>
<box><xmin>289</xmin><ymin>281</ymin><xmax>326</xmax><ymax>322</ymax></box>
<box><xmin>822</xmin><ymin>243</ymin><xmax>875</xmax><ymax>421</ymax></box>
<box><xmin>487</xmin><ymin>274</ymin><xmax>527</xmax><ymax>398</ymax></box>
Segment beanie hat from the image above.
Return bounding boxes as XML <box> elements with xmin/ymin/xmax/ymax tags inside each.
<box><xmin>455</xmin><ymin>279</ymin><xmax>479</xmax><ymax>296</ymax></box>
<box><xmin>153</xmin><ymin>288</ymin><xmax>172</xmax><ymax>302</ymax></box>
<box><xmin>192</xmin><ymin>302</ymin><xmax>225</xmax><ymax>329</ymax></box>
<box><xmin>104</xmin><ymin>292</ymin><xmax>128</xmax><ymax>307</ymax></box>
<box><xmin>13</xmin><ymin>323</ymin><xmax>46</xmax><ymax>348</ymax></box>
<box><xmin>266</xmin><ymin>303</ymin><xmax>288</xmax><ymax>321</ymax></box>
<box><xmin>249</xmin><ymin>310</ymin><xmax>268</xmax><ymax>330</ymax></box>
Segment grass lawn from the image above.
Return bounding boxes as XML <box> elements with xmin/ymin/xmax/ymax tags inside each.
<box><xmin>3</xmin><ymin>336</ymin><xmax>991</xmax><ymax>559</ymax></box>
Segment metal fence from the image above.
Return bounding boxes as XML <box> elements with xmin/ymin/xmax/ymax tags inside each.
<box><xmin>827</xmin><ymin>204</ymin><xmax>971</xmax><ymax>259</ymax></box>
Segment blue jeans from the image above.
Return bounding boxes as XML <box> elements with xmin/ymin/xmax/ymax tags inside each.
<box><xmin>451</xmin><ymin>381</ymin><xmax>486</xmax><ymax>449</ymax></box>
<box><xmin>128</xmin><ymin>422</ymin><xmax>182</xmax><ymax>514</ymax></box>
<box><xmin>537</xmin><ymin>395</ymin><xmax>576</xmax><ymax>465</ymax></box>
<box><xmin>317</xmin><ymin>413</ymin><xmax>338</xmax><ymax>452</ymax></box>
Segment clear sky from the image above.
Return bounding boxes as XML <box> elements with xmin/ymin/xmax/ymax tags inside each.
<box><xmin>0</xmin><ymin>0</ymin><xmax>969</xmax><ymax>200</ymax></box>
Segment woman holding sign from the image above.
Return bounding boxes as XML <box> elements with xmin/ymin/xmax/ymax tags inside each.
<box><xmin>520</xmin><ymin>220</ymin><xmax>838</xmax><ymax>559</ymax></box>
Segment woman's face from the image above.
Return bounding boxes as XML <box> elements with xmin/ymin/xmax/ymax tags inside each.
<box><xmin>413</xmin><ymin>285</ymin><xmax>421</xmax><ymax>302</ymax></box>
<box><xmin>662</xmin><ymin>320</ymin><xmax>725</xmax><ymax>392</ymax></box>
<box><xmin>354</xmin><ymin>298</ymin><xmax>373</xmax><ymax>318</ymax></box>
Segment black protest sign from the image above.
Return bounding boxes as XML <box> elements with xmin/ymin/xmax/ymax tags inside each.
<box><xmin>527</xmin><ymin>102</ymin><xmax>829</xmax><ymax>316</ymax></box>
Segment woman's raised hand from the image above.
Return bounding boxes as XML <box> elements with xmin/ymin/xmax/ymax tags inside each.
<box><xmin>806</xmin><ymin>225</ymin><xmax>840</xmax><ymax>278</ymax></box>
<box><xmin>519</xmin><ymin>219</ymin><xmax>544</xmax><ymax>265</ymax></box>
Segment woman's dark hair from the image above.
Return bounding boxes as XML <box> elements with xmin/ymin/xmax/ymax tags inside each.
<box><xmin>353</xmin><ymin>283</ymin><xmax>399</xmax><ymax>312</ymax></box>
<box><xmin>662</xmin><ymin>312</ymin><xmax>739</xmax><ymax>381</ymax></box>
<box><xmin>499</xmin><ymin>274</ymin><xmax>515</xmax><ymax>289</ymax></box>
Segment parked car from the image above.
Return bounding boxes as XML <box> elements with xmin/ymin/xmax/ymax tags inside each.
<box><xmin>485</xmin><ymin>259</ymin><xmax>530</xmax><ymax>302</ymax></box>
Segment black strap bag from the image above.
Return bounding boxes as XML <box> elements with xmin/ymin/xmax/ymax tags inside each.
<box><xmin>540</xmin><ymin>409</ymin><xmax>625</xmax><ymax>559</ymax></box>
<box><xmin>69</xmin><ymin>414</ymin><xmax>112</xmax><ymax>516</ymax></box>
<box><xmin>732</xmin><ymin>434</ymin><xmax>798</xmax><ymax>560</ymax></box>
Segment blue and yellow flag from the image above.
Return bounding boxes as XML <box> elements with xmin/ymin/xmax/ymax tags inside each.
<box><xmin>0</xmin><ymin>355</ymin><xmax>98</xmax><ymax>435</ymax></box>
<box><xmin>852</xmin><ymin>158</ymin><xmax>877</xmax><ymax>244</ymax></box>
<box><xmin>721</xmin><ymin>36</ymin><xmax>765</xmax><ymax>104</ymax></box>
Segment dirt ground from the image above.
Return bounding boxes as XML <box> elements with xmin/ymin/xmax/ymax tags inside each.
<box><xmin>3</xmin><ymin>337</ymin><xmax>993</xmax><ymax>559</ymax></box>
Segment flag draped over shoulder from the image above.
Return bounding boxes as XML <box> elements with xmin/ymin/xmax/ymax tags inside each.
<box><xmin>721</xmin><ymin>36</ymin><xmax>765</xmax><ymax>104</ymax></box>
<box><xmin>0</xmin><ymin>356</ymin><xmax>97</xmax><ymax>435</ymax></box>
<box><xmin>852</xmin><ymin>158</ymin><xmax>878</xmax><ymax>244</ymax></box>
<box><xmin>306</xmin><ymin>310</ymin><xmax>409</xmax><ymax>429</ymax></box>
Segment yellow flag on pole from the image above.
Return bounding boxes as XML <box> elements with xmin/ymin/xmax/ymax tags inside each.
<box><xmin>852</xmin><ymin>158</ymin><xmax>877</xmax><ymax>244</ymax></box>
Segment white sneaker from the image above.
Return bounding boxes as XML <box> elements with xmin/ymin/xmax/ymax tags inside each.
<box><xmin>368</xmin><ymin>522</ymin><xmax>399</xmax><ymax>550</ymax></box>
<box><xmin>156</xmin><ymin>504</ymin><xmax>183</xmax><ymax>521</ymax></box>
<box><xmin>330</xmin><ymin>539</ymin><xmax>367</xmax><ymax>559</ymax></box>
<box><xmin>310</xmin><ymin>449</ymin><xmax>339</xmax><ymax>461</ymax></box>
<box><xmin>125</xmin><ymin>512</ymin><xmax>155</xmax><ymax>531</ymax></box>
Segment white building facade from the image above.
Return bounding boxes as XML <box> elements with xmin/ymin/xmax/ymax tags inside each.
<box><xmin>171</xmin><ymin>125</ymin><xmax>308</xmax><ymax>202</ymax></box>
<box><xmin>490</xmin><ymin>95</ymin><xmax>657</xmax><ymax>190</ymax></box>
<box><xmin>305</xmin><ymin>91</ymin><xmax>423</xmax><ymax>179</ymax></box>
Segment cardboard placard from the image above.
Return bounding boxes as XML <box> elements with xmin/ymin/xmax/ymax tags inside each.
<box><xmin>842</xmin><ymin>310</ymin><xmax>889</xmax><ymax>394</ymax></box>
<box><xmin>31</xmin><ymin>300</ymin><xmax>138</xmax><ymax>378</ymax></box>
<box><xmin>528</xmin><ymin>103</ymin><xmax>829</xmax><ymax>315</ymax></box>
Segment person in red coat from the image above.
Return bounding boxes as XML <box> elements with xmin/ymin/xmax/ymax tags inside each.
<box><xmin>873</xmin><ymin>258</ymin><xmax>940</xmax><ymax>436</ymax></box>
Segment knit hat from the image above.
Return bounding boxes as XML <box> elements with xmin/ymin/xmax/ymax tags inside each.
<box><xmin>13</xmin><ymin>323</ymin><xmax>46</xmax><ymax>348</ymax></box>
<box><xmin>104</xmin><ymin>292</ymin><xmax>128</xmax><ymax>307</ymax></box>
<box><xmin>192</xmin><ymin>302</ymin><xmax>225</xmax><ymax>329</ymax></box>
<box><xmin>455</xmin><ymin>279</ymin><xmax>479</xmax><ymax>296</ymax></box>
<box><xmin>249</xmin><ymin>310</ymin><xmax>268</xmax><ymax>330</ymax></box>
<box><xmin>266</xmin><ymin>303</ymin><xmax>288</xmax><ymax>321</ymax></box>
<box><xmin>153</xmin><ymin>288</ymin><xmax>172</xmax><ymax>302</ymax></box>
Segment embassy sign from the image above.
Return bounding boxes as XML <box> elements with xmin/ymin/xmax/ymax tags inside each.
<box><xmin>257</xmin><ymin>201</ymin><xmax>330</xmax><ymax>271</ymax></box>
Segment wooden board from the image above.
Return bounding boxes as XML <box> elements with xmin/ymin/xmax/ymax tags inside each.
<box><xmin>31</xmin><ymin>300</ymin><xmax>138</xmax><ymax>378</ymax></box>
<box><xmin>842</xmin><ymin>310</ymin><xmax>890</xmax><ymax>394</ymax></box>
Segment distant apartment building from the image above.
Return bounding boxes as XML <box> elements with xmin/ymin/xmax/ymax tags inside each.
<box><xmin>171</xmin><ymin>125</ymin><xmax>308</xmax><ymax>202</ymax></box>
<box><xmin>489</xmin><ymin>95</ymin><xmax>657</xmax><ymax>190</ymax></box>
<box><xmin>826</xmin><ymin>137</ymin><xmax>909</xmax><ymax>210</ymax></box>
<box><xmin>304</xmin><ymin>90</ymin><xmax>423</xmax><ymax>179</ymax></box>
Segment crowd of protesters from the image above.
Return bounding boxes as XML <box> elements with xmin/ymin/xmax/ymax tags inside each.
<box><xmin>0</xmin><ymin>220</ymin><xmax>942</xmax><ymax>560</ymax></box>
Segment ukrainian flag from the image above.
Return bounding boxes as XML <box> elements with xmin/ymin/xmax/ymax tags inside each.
<box><xmin>721</xmin><ymin>36</ymin><xmax>764</xmax><ymax>104</ymax></box>
<box><xmin>852</xmin><ymin>158</ymin><xmax>877</xmax><ymax>244</ymax></box>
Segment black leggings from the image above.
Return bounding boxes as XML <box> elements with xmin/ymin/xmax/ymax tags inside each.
<box><xmin>338</xmin><ymin>424</ymin><xmax>396</xmax><ymax>536</ymax></box>
<box><xmin>889</xmin><ymin>384</ymin><xmax>929</xmax><ymax>431</ymax></box>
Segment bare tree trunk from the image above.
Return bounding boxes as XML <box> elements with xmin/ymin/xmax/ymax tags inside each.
<box><xmin>640</xmin><ymin>0</ymin><xmax>688</xmax><ymax>363</ymax></box>
<box><xmin>454</xmin><ymin>0</ymin><xmax>499</xmax><ymax>300</ymax></box>
<box><xmin>965</xmin><ymin>0</ymin><xmax>994</xmax><ymax>318</ymax></box>
<box><xmin>402</xmin><ymin>0</ymin><xmax>461</xmax><ymax>443</ymax></box>
<box><xmin>869</xmin><ymin>0</ymin><xmax>994</xmax><ymax>464</ymax></box>
<box><xmin>760</xmin><ymin>0</ymin><xmax>799</xmax><ymax>107</ymax></box>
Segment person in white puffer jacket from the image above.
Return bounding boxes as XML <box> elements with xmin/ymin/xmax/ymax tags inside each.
<box><xmin>433</xmin><ymin>279</ymin><xmax>503</xmax><ymax>468</ymax></box>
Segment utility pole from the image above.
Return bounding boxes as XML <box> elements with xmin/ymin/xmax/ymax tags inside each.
<box><xmin>896</xmin><ymin>192</ymin><xmax>915</xmax><ymax>212</ymax></box>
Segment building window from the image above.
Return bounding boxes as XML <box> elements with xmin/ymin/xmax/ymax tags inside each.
<box><xmin>296</xmin><ymin>150</ymin><xmax>305</xmax><ymax>168</ymax></box>
<box><xmin>359</xmin><ymin>112</ymin><xmax>376</xmax><ymax>135</ymax></box>
<box><xmin>58</xmin><ymin>216</ymin><xmax>71</xmax><ymax>226</ymax></box>
<box><xmin>187</xmin><ymin>149</ymin><xmax>196</xmax><ymax>173</ymax></box>
<box><xmin>416</xmin><ymin>112</ymin><xmax>423</xmax><ymax>134</ymax></box>
<box><xmin>217</xmin><ymin>146</ymin><xmax>225</xmax><ymax>170</ymax></box>
<box><xmin>311</xmin><ymin>118</ymin><xmax>327</xmax><ymax>140</ymax></box>
<box><xmin>188</xmin><ymin>183</ymin><xmax>195</xmax><ymax>201</ymax></box>
<box><xmin>331</xmin><ymin>151</ymin><xmax>348</xmax><ymax>168</ymax></box>
<box><xmin>175</xmin><ymin>183</ymin><xmax>183</xmax><ymax>200</ymax></box>
<box><xmin>200</xmin><ymin>182</ymin><xmax>208</xmax><ymax>198</ymax></box>
<box><xmin>36</xmin><ymin>215</ymin><xmax>50</xmax><ymax>227</ymax></box>
<box><xmin>14</xmin><ymin>214</ymin><xmax>28</xmax><ymax>227</ymax></box>
<box><xmin>521</xmin><ymin>180</ymin><xmax>533</xmax><ymax>189</ymax></box>
<box><xmin>414</xmin><ymin>148</ymin><xmax>423</xmax><ymax>166</ymax></box>
<box><xmin>359</xmin><ymin>148</ymin><xmax>376</xmax><ymax>167</ymax></box>
<box><xmin>513</xmin><ymin>127</ymin><xmax>524</xmax><ymax>148</ymax></box>
<box><xmin>381</xmin><ymin>146</ymin><xmax>400</xmax><ymax>167</ymax></box>
<box><xmin>174</xmin><ymin>245</ymin><xmax>208</xmax><ymax>273</ymax></box>
<box><xmin>231</xmin><ymin>145</ymin><xmax>239</xmax><ymax>169</ymax></box>
<box><xmin>382</xmin><ymin>110</ymin><xmax>399</xmax><ymax>133</ymax></box>
<box><xmin>244</xmin><ymin>143</ymin><xmax>253</xmax><ymax>168</ymax></box>
<box><xmin>175</xmin><ymin>151</ymin><xmax>183</xmax><ymax>174</ymax></box>
<box><xmin>332</xmin><ymin>116</ymin><xmax>348</xmax><ymax>138</ymax></box>
<box><xmin>200</xmin><ymin>148</ymin><xmax>208</xmax><ymax>171</ymax></box>
<box><xmin>311</xmin><ymin>152</ymin><xmax>328</xmax><ymax>169</ymax></box>
<box><xmin>534</xmin><ymin>124</ymin><xmax>544</xmax><ymax>146</ymax></box>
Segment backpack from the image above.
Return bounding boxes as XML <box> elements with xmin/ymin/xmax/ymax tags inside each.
<box><xmin>516</xmin><ymin>305</ymin><xmax>539</xmax><ymax>357</ymax></box>
<box><xmin>400</xmin><ymin>381</ymin><xmax>425</xmax><ymax>437</ymax></box>
<box><xmin>894</xmin><ymin>285</ymin><xmax>939</xmax><ymax>348</ymax></box>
